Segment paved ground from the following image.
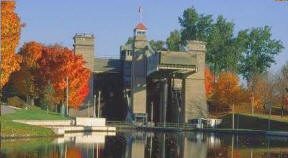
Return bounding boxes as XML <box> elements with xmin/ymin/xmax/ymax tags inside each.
<box><xmin>1</xmin><ymin>105</ymin><xmax>18</xmax><ymax>115</ymax></box>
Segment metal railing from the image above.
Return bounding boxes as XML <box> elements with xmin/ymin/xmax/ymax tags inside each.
<box><xmin>106</xmin><ymin>121</ymin><xmax>199</xmax><ymax>130</ymax></box>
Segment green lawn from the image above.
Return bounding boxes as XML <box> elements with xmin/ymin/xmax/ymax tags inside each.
<box><xmin>1</xmin><ymin>106</ymin><xmax>68</xmax><ymax>138</ymax></box>
<box><xmin>218</xmin><ymin>113</ymin><xmax>288</xmax><ymax>131</ymax></box>
<box><xmin>2</xmin><ymin>106</ymin><xmax>68</xmax><ymax>121</ymax></box>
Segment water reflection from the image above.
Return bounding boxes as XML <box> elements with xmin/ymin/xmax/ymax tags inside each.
<box><xmin>1</xmin><ymin>132</ymin><xmax>288</xmax><ymax>158</ymax></box>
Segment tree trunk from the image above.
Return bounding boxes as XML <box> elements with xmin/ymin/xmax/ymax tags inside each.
<box><xmin>31</xmin><ymin>97</ymin><xmax>34</xmax><ymax>106</ymax></box>
<box><xmin>0</xmin><ymin>92</ymin><xmax>2</xmax><ymax>140</ymax></box>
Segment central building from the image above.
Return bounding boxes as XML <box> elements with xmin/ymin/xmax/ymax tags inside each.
<box><xmin>73</xmin><ymin>22</ymin><xmax>208</xmax><ymax>123</ymax></box>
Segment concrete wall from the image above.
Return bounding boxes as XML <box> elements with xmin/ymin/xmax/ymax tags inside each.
<box><xmin>76</xmin><ymin>117</ymin><xmax>106</xmax><ymax>127</ymax></box>
<box><xmin>182</xmin><ymin>41</ymin><xmax>208</xmax><ymax>122</ymax></box>
<box><xmin>131</xmin><ymin>142</ymin><xmax>145</xmax><ymax>158</ymax></box>
<box><xmin>73</xmin><ymin>34</ymin><xmax>94</xmax><ymax>71</ymax></box>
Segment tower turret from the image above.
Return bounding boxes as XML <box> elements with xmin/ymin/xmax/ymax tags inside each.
<box><xmin>133</xmin><ymin>22</ymin><xmax>148</xmax><ymax>50</ymax></box>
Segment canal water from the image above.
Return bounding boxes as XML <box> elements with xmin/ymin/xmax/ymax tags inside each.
<box><xmin>1</xmin><ymin>131</ymin><xmax>288</xmax><ymax>158</ymax></box>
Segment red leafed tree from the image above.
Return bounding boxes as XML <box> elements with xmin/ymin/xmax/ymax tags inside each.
<box><xmin>205</xmin><ymin>67</ymin><xmax>215</xmax><ymax>99</ymax></box>
<box><xmin>38</xmin><ymin>45</ymin><xmax>90</xmax><ymax>108</ymax></box>
<box><xmin>10</xmin><ymin>41</ymin><xmax>43</xmax><ymax>105</ymax></box>
<box><xmin>1</xmin><ymin>1</ymin><xmax>22</xmax><ymax>88</ymax></box>
<box><xmin>66</xmin><ymin>147</ymin><xmax>82</xmax><ymax>158</ymax></box>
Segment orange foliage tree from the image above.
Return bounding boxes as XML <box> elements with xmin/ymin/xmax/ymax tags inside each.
<box><xmin>205</xmin><ymin>67</ymin><xmax>215</xmax><ymax>99</ymax></box>
<box><xmin>66</xmin><ymin>147</ymin><xmax>82</xmax><ymax>158</ymax></box>
<box><xmin>10</xmin><ymin>42</ymin><xmax>43</xmax><ymax>104</ymax></box>
<box><xmin>250</xmin><ymin>75</ymin><xmax>266</xmax><ymax>110</ymax></box>
<box><xmin>1</xmin><ymin>1</ymin><xmax>22</xmax><ymax>88</ymax></box>
<box><xmin>19</xmin><ymin>41</ymin><xmax>43</xmax><ymax>69</ymax></box>
<box><xmin>212</xmin><ymin>71</ymin><xmax>242</xmax><ymax>112</ymax></box>
<box><xmin>38</xmin><ymin>46</ymin><xmax>90</xmax><ymax>108</ymax></box>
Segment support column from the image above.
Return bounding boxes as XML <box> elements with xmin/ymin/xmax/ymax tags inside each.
<box><xmin>160</xmin><ymin>133</ymin><xmax>166</xmax><ymax>158</ymax></box>
<box><xmin>160</xmin><ymin>79</ymin><xmax>168</xmax><ymax>126</ymax></box>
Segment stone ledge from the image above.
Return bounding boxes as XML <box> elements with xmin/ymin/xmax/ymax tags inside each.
<box><xmin>13</xmin><ymin>120</ymin><xmax>75</xmax><ymax>126</ymax></box>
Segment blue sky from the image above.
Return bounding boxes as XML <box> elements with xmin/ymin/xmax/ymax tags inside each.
<box><xmin>16</xmin><ymin>0</ymin><xmax>287</xmax><ymax>70</ymax></box>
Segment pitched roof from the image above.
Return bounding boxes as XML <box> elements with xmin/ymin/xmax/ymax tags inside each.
<box><xmin>135</xmin><ymin>22</ymin><xmax>147</xmax><ymax>30</ymax></box>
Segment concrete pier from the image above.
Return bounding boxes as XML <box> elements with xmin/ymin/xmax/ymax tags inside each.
<box><xmin>13</xmin><ymin>117</ymin><xmax>116</xmax><ymax>135</ymax></box>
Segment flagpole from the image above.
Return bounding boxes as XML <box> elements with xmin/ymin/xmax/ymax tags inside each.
<box><xmin>139</xmin><ymin>6</ymin><xmax>142</xmax><ymax>23</ymax></box>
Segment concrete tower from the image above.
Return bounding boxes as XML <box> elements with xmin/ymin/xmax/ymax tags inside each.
<box><xmin>73</xmin><ymin>33</ymin><xmax>95</xmax><ymax>106</ymax></box>
<box><xmin>182</xmin><ymin>41</ymin><xmax>208</xmax><ymax>121</ymax></box>
<box><xmin>131</xmin><ymin>23</ymin><xmax>149</xmax><ymax>121</ymax></box>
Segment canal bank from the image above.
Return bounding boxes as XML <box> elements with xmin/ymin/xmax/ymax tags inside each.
<box><xmin>0</xmin><ymin>106</ymin><xmax>116</xmax><ymax>139</ymax></box>
<box><xmin>2</xmin><ymin>106</ymin><xmax>288</xmax><ymax>139</ymax></box>
<box><xmin>1</xmin><ymin>106</ymin><xmax>67</xmax><ymax>138</ymax></box>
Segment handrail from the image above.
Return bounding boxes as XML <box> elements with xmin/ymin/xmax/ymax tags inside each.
<box><xmin>106</xmin><ymin>121</ymin><xmax>201</xmax><ymax>129</ymax></box>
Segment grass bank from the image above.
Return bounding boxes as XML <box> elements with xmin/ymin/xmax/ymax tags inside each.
<box><xmin>1</xmin><ymin>106</ymin><xmax>68</xmax><ymax>138</ymax></box>
<box><xmin>218</xmin><ymin>113</ymin><xmax>288</xmax><ymax>131</ymax></box>
<box><xmin>1</xmin><ymin>137</ymin><xmax>54</xmax><ymax>152</ymax></box>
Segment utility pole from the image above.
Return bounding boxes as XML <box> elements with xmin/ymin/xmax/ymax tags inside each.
<box><xmin>98</xmin><ymin>91</ymin><xmax>101</xmax><ymax>118</ymax></box>
<box><xmin>268</xmin><ymin>104</ymin><xmax>272</xmax><ymax>131</ymax></box>
<box><xmin>232</xmin><ymin>104</ymin><xmax>235</xmax><ymax>130</ymax></box>
<box><xmin>93</xmin><ymin>94</ymin><xmax>96</xmax><ymax>118</ymax></box>
<box><xmin>151</xmin><ymin>102</ymin><xmax>153</xmax><ymax>122</ymax></box>
<box><xmin>66</xmin><ymin>77</ymin><xmax>69</xmax><ymax>116</ymax></box>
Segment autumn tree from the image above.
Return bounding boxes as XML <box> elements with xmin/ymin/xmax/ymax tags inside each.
<box><xmin>37</xmin><ymin>45</ymin><xmax>90</xmax><ymax>108</ymax></box>
<box><xmin>212</xmin><ymin>71</ymin><xmax>242</xmax><ymax>112</ymax></box>
<box><xmin>66</xmin><ymin>147</ymin><xmax>82</xmax><ymax>158</ymax></box>
<box><xmin>274</xmin><ymin>62</ymin><xmax>288</xmax><ymax>115</ymax></box>
<box><xmin>1</xmin><ymin>1</ymin><xmax>22</xmax><ymax>88</ymax></box>
<box><xmin>205</xmin><ymin>67</ymin><xmax>215</xmax><ymax>99</ymax></box>
<box><xmin>10</xmin><ymin>42</ymin><xmax>43</xmax><ymax>105</ymax></box>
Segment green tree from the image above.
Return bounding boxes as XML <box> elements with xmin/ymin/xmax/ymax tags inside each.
<box><xmin>237</xmin><ymin>26</ymin><xmax>283</xmax><ymax>112</ymax></box>
<box><xmin>166</xmin><ymin>30</ymin><xmax>181</xmax><ymax>51</ymax></box>
<box><xmin>206</xmin><ymin>16</ymin><xmax>242</xmax><ymax>75</ymax></box>
<box><xmin>178</xmin><ymin>8</ymin><xmax>243</xmax><ymax>75</ymax></box>
<box><xmin>149</xmin><ymin>40</ymin><xmax>166</xmax><ymax>51</ymax></box>
<box><xmin>179</xmin><ymin>7</ymin><xmax>213</xmax><ymax>43</ymax></box>
<box><xmin>40</xmin><ymin>82</ymin><xmax>56</xmax><ymax>112</ymax></box>
<box><xmin>238</xmin><ymin>26</ymin><xmax>284</xmax><ymax>82</ymax></box>
<box><xmin>126</xmin><ymin>37</ymin><xmax>134</xmax><ymax>45</ymax></box>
